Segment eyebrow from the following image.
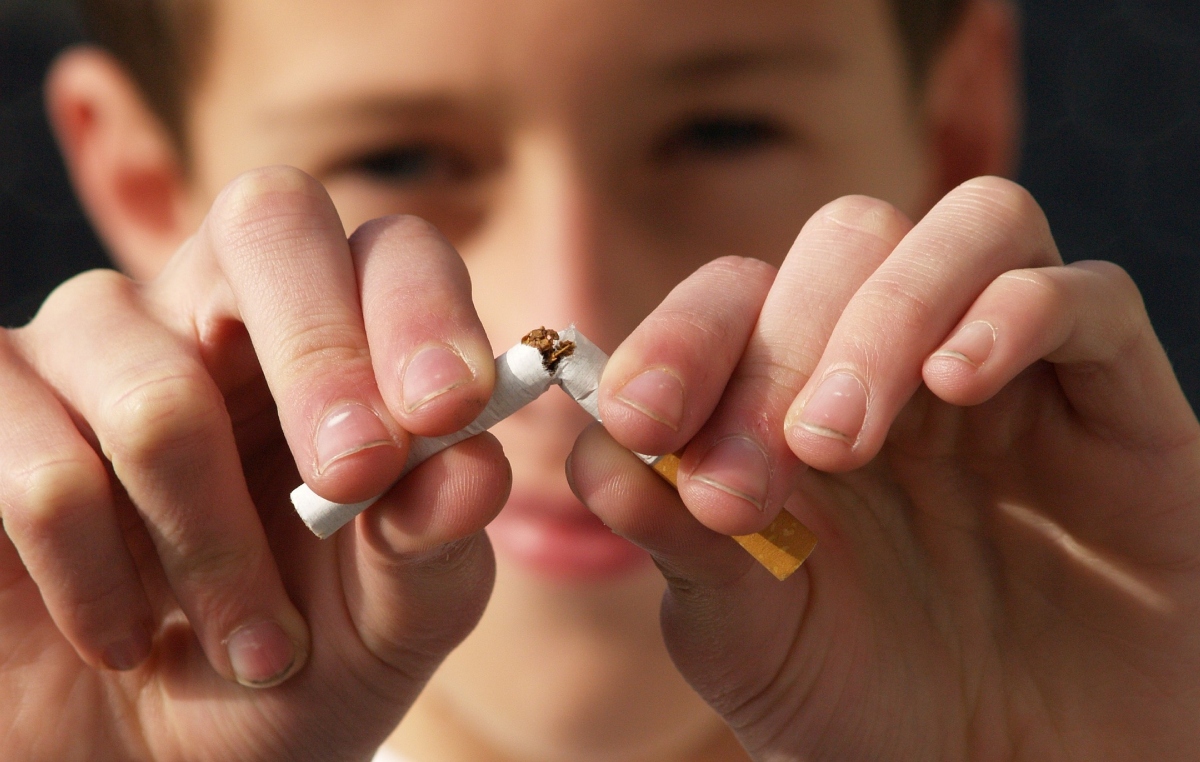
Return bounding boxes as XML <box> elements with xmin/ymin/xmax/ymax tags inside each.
<box><xmin>263</xmin><ymin>95</ymin><xmax>477</xmax><ymax>130</ymax></box>
<box><xmin>656</xmin><ymin>43</ymin><xmax>843</xmax><ymax>84</ymax></box>
<box><xmin>267</xmin><ymin>42</ymin><xmax>843</xmax><ymax>127</ymax></box>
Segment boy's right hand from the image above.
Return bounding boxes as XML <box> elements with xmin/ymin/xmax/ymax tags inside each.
<box><xmin>0</xmin><ymin>167</ymin><xmax>507</xmax><ymax>761</ymax></box>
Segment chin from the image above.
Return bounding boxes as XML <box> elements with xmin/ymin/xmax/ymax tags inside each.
<box><xmin>409</xmin><ymin>502</ymin><xmax>734</xmax><ymax>762</ymax></box>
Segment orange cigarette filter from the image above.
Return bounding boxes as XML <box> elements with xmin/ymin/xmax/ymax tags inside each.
<box><xmin>650</xmin><ymin>453</ymin><xmax>816</xmax><ymax>581</ymax></box>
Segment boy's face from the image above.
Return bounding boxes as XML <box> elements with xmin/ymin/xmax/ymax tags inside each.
<box><xmin>172</xmin><ymin>0</ymin><xmax>933</xmax><ymax>754</ymax></box>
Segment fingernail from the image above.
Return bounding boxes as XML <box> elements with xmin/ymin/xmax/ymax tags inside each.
<box><xmin>932</xmin><ymin>321</ymin><xmax>997</xmax><ymax>368</ymax></box>
<box><xmin>796</xmin><ymin>372</ymin><xmax>868</xmax><ymax>444</ymax></box>
<box><xmin>315</xmin><ymin>401</ymin><xmax>395</xmax><ymax>473</ymax></box>
<box><xmin>227</xmin><ymin>620</ymin><xmax>297</xmax><ymax>688</ymax></box>
<box><xmin>614</xmin><ymin>368</ymin><xmax>685</xmax><ymax>431</ymax></box>
<box><xmin>691</xmin><ymin>436</ymin><xmax>770</xmax><ymax>512</ymax></box>
<box><xmin>403</xmin><ymin>345</ymin><xmax>474</xmax><ymax>412</ymax></box>
<box><xmin>103</xmin><ymin>629</ymin><xmax>151</xmax><ymax>671</ymax></box>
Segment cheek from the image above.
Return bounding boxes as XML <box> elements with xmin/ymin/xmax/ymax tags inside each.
<box><xmin>634</xmin><ymin>159</ymin><xmax>835</xmax><ymax>271</ymax></box>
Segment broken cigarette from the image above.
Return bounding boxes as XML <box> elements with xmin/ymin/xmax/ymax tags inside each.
<box><xmin>291</xmin><ymin>327</ymin><xmax>816</xmax><ymax>580</ymax></box>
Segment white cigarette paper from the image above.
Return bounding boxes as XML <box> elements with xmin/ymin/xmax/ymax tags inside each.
<box><xmin>557</xmin><ymin>328</ymin><xmax>661</xmax><ymax>468</ymax></box>
<box><xmin>292</xmin><ymin>327</ymin><xmax>627</xmax><ymax>538</ymax></box>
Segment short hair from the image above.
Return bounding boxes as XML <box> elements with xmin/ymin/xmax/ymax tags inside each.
<box><xmin>75</xmin><ymin>0</ymin><xmax>209</xmax><ymax>151</ymax></box>
<box><xmin>893</xmin><ymin>0</ymin><xmax>970</xmax><ymax>77</ymax></box>
<box><xmin>76</xmin><ymin>0</ymin><xmax>967</xmax><ymax>150</ymax></box>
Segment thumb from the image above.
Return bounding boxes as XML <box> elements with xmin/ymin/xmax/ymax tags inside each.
<box><xmin>340</xmin><ymin>433</ymin><xmax>509</xmax><ymax>697</ymax></box>
<box><xmin>256</xmin><ymin>434</ymin><xmax>509</xmax><ymax>762</ymax></box>
<box><xmin>567</xmin><ymin>423</ymin><xmax>815</xmax><ymax>735</ymax></box>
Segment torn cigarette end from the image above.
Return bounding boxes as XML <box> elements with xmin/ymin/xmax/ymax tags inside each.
<box><xmin>651</xmin><ymin>452</ymin><xmax>816</xmax><ymax>581</ymax></box>
<box><xmin>522</xmin><ymin>327</ymin><xmax>576</xmax><ymax>373</ymax></box>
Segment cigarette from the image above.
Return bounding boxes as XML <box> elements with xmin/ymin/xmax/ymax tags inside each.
<box><xmin>291</xmin><ymin>327</ymin><xmax>816</xmax><ymax>580</ymax></box>
<box><xmin>292</xmin><ymin>338</ymin><xmax>553</xmax><ymax>538</ymax></box>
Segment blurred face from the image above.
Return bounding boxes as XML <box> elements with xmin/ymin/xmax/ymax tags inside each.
<box><xmin>177</xmin><ymin>0</ymin><xmax>932</xmax><ymax>758</ymax></box>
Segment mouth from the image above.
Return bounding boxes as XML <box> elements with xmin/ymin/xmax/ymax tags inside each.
<box><xmin>487</xmin><ymin>490</ymin><xmax>651</xmax><ymax>582</ymax></box>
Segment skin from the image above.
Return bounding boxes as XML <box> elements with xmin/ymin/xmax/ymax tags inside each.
<box><xmin>0</xmin><ymin>0</ymin><xmax>1197</xmax><ymax>760</ymax></box>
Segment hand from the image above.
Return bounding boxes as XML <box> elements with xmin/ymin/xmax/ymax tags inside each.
<box><xmin>0</xmin><ymin>167</ymin><xmax>509</xmax><ymax>761</ymax></box>
<box><xmin>569</xmin><ymin>177</ymin><xmax>1200</xmax><ymax>761</ymax></box>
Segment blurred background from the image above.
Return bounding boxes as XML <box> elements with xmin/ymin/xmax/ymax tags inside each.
<box><xmin>2</xmin><ymin>0</ymin><xmax>1198</xmax><ymax>407</ymax></box>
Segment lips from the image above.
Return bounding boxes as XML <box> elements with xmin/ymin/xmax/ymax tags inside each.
<box><xmin>487</xmin><ymin>491</ymin><xmax>651</xmax><ymax>581</ymax></box>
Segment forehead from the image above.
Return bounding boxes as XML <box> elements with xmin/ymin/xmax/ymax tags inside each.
<box><xmin>200</xmin><ymin>0</ymin><xmax>900</xmax><ymax>108</ymax></box>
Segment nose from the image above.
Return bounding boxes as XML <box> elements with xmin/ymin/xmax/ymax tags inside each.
<box><xmin>463</xmin><ymin>132</ymin><xmax>660</xmax><ymax>355</ymax></box>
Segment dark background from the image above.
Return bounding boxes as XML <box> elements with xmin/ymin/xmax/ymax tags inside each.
<box><xmin>2</xmin><ymin>0</ymin><xmax>1198</xmax><ymax>408</ymax></box>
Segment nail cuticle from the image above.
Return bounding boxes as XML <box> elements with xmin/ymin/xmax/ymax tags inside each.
<box><xmin>689</xmin><ymin>435</ymin><xmax>771</xmax><ymax>513</ymax></box>
<box><xmin>315</xmin><ymin>439</ymin><xmax>396</xmax><ymax>475</ymax></box>
<box><xmin>935</xmin><ymin>321</ymin><xmax>997</xmax><ymax>369</ymax></box>
<box><xmin>796</xmin><ymin>420</ymin><xmax>855</xmax><ymax>444</ymax></box>
<box><xmin>796</xmin><ymin>371</ymin><xmax>868</xmax><ymax>445</ymax></box>
<box><xmin>692</xmin><ymin>474</ymin><xmax>767</xmax><ymax>512</ymax></box>
<box><xmin>931</xmin><ymin>349</ymin><xmax>978</xmax><ymax>368</ymax></box>
<box><xmin>402</xmin><ymin>344</ymin><xmax>476</xmax><ymax>413</ymax></box>
<box><xmin>102</xmin><ymin>631</ymin><xmax>151</xmax><ymax>672</ymax></box>
<box><xmin>233</xmin><ymin>654</ymin><xmax>297</xmax><ymax>689</ymax></box>
<box><xmin>226</xmin><ymin>620</ymin><xmax>299</xmax><ymax>689</ymax></box>
<box><xmin>613</xmin><ymin>367</ymin><xmax>685</xmax><ymax>431</ymax></box>
<box><xmin>313</xmin><ymin>401</ymin><xmax>396</xmax><ymax>473</ymax></box>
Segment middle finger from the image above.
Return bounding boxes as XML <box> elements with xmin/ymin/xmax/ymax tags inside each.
<box><xmin>603</xmin><ymin>195</ymin><xmax>913</xmax><ymax>535</ymax></box>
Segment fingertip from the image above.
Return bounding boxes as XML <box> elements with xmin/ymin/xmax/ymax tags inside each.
<box><xmin>309</xmin><ymin>400</ymin><xmax>408</xmax><ymax>504</ymax></box>
<box><xmin>922</xmin><ymin>320</ymin><xmax>998</xmax><ymax>406</ymax></box>
<box><xmin>363</xmin><ymin>433</ymin><xmax>510</xmax><ymax>558</ymax></box>
<box><xmin>351</xmin><ymin>214</ymin><xmax>495</xmax><ymax>438</ymax></box>
<box><xmin>226</xmin><ymin>606</ymin><xmax>311</xmax><ymax>688</ymax></box>
<box><xmin>101</xmin><ymin>624</ymin><xmax>153</xmax><ymax>672</ymax></box>
<box><xmin>206</xmin><ymin>166</ymin><xmax>331</xmax><ymax>244</ymax></box>
<box><xmin>569</xmin><ymin>422</ymin><xmax>669</xmax><ymax>526</ymax></box>
<box><xmin>601</xmin><ymin>365</ymin><xmax>688</xmax><ymax>454</ymax></box>
<box><xmin>394</xmin><ymin>339</ymin><xmax>495</xmax><ymax>437</ymax></box>
<box><xmin>679</xmin><ymin>435</ymin><xmax>779</xmax><ymax>536</ymax></box>
<box><xmin>922</xmin><ymin>352</ymin><xmax>995</xmax><ymax>407</ymax></box>
<box><xmin>570</xmin><ymin>422</ymin><xmax>754</xmax><ymax>586</ymax></box>
<box><xmin>783</xmin><ymin>371</ymin><xmax>875</xmax><ymax>473</ymax></box>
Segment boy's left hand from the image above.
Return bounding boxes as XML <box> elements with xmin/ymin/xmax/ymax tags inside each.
<box><xmin>569</xmin><ymin>177</ymin><xmax>1200</xmax><ymax>760</ymax></box>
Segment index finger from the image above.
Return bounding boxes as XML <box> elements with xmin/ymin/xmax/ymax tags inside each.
<box><xmin>154</xmin><ymin>167</ymin><xmax>494</xmax><ymax>505</ymax></box>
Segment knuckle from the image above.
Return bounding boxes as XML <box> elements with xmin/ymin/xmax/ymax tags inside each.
<box><xmin>815</xmin><ymin>195</ymin><xmax>911</xmax><ymax>244</ymax></box>
<box><xmin>31</xmin><ymin>269</ymin><xmax>134</xmax><ymax>327</ymax></box>
<box><xmin>995</xmin><ymin>268</ymin><xmax>1063</xmax><ymax>306</ymax></box>
<box><xmin>698</xmin><ymin>255</ymin><xmax>778</xmax><ymax>286</ymax></box>
<box><xmin>1081</xmin><ymin>260</ymin><xmax>1141</xmax><ymax>303</ymax></box>
<box><xmin>956</xmin><ymin>176</ymin><xmax>1036</xmax><ymax>212</ymax></box>
<box><xmin>733</xmin><ymin>351</ymin><xmax>814</xmax><ymax>396</ymax></box>
<box><xmin>2</xmin><ymin>456</ymin><xmax>109</xmax><ymax>538</ymax></box>
<box><xmin>214</xmin><ymin>166</ymin><xmax>323</xmax><ymax>221</ymax></box>
<box><xmin>100</xmin><ymin>370</ymin><xmax>225</xmax><ymax>467</ymax></box>
<box><xmin>352</xmin><ymin>214</ymin><xmax>446</xmax><ymax>250</ymax></box>
<box><xmin>207</xmin><ymin>166</ymin><xmax>331</xmax><ymax>251</ymax></box>
<box><xmin>951</xmin><ymin>178</ymin><xmax>1053</xmax><ymax>248</ymax></box>
<box><xmin>278</xmin><ymin>319</ymin><xmax>371</xmax><ymax>378</ymax></box>
<box><xmin>657</xmin><ymin>304</ymin><xmax>740</xmax><ymax>352</ymax></box>
<box><xmin>663</xmin><ymin>257</ymin><xmax>776</xmax><ymax>338</ymax></box>
<box><xmin>1076</xmin><ymin>261</ymin><xmax>1148</xmax><ymax>353</ymax></box>
<box><xmin>370</xmin><ymin>538</ymin><xmax>493</xmax><ymax>668</ymax></box>
<box><xmin>855</xmin><ymin>269</ymin><xmax>936</xmax><ymax>332</ymax></box>
<box><xmin>172</xmin><ymin>539</ymin><xmax>266</xmax><ymax>594</ymax></box>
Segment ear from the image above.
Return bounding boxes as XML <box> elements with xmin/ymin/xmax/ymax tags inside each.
<box><xmin>45</xmin><ymin>46</ymin><xmax>192</xmax><ymax>281</ymax></box>
<box><xmin>920</xmin><ymin>0</ymin><xmax>1022</xmax><ymax>206</ymax></box>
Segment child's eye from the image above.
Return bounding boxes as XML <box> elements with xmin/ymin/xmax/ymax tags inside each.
<box><xmin>653</xmin><ymin>115</ymin><xmax>790</xmax><ymax>162</ymax></box>
<box><xmin>351</xmin><ymin>144</ymin><xmax>475</xmax><ymax>185</ymax></box>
